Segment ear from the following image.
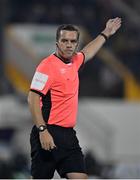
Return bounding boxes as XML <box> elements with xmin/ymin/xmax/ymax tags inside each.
<box><xmin>56</xmin><ymin>42</ymin><xmax>58</xmax><ymax>47</ymax></box>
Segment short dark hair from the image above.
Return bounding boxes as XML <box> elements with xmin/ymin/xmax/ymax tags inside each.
<box><xmin>56</xmin><ymin>24</ymin><xmax>80</xmax><ymax>42</ymax></box>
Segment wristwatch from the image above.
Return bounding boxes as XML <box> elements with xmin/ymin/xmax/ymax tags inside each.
<box><xmin>38</xmin><ymin>125</ymin><xmax>47</xmax><ymax>132</ymax></box>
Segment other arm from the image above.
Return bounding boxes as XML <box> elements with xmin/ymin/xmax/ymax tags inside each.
<box><xmin>81</xmin><ymin>17</ymin><xmax>122</xmax><ymax>62</ymax></box>
<box><xmin>28</xmin><ymin>91</ymin><xmax>56</xmax><ymax>150</ymax></box>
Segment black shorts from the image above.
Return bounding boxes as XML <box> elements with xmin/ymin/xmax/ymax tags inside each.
<box><xmin>30</xmin><ymin>125</ymin><xmax>86</xmax><ymax>179</ymax></box>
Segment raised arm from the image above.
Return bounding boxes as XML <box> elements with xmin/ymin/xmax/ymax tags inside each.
<box><xmin>81</xmin><ymin>17</ymin><xmax>122</xmax><ymax>62</ymax></box>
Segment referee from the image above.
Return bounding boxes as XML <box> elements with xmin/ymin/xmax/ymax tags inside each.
<box><xmin>28</xmin><ymin>17</ymin><xmax>121</xmax><ymax>179</ymax></box>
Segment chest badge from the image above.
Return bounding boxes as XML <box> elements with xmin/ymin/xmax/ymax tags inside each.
<box><xmin>60</xmin><ymin>68</ymin><xmax>66</xmax><ymax>74</ymax></box>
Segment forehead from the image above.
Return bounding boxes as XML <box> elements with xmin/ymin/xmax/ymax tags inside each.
<box><xmin>59</xmin><ymin>30</ymin><xmax>78</xmax><ymax>40</ymax></box>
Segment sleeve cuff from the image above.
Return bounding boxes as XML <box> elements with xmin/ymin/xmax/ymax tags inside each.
<box><xmin>30</xmin><ymin>89</ymin><xmax>45</xmax><ymax>96</ymax></box>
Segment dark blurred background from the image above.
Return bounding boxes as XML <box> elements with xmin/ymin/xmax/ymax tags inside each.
<box><xmin>0</xmin><ymin>0</ymin><xmax>140</xmax><ymax>99</ymax></box>
<box><xmin>0</xmin><ymin>0</ymin><xmax>140</xmax><ymax>178</ymax></box>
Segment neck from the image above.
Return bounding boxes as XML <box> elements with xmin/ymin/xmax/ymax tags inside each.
<box><xmin>55</xmin><ymin>52</ymin><xmax>71</xmax><ymax>63</ymax></box>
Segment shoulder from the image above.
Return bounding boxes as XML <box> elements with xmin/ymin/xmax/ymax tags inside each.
<box><xmin>36</xmin><ymin>54</ymin><xmax>56</xmax><ymax>73</ymax></box>
<box><xmin>40</xmin><ymin>54</ymin><xmax>55</xmax><ymax>66</ymax></box>
<box><xmin>72</xmin><ymin>52</ymin><xmax>85</xmax><ymax>70</ymax></box>
<box><xmin>73</xmin><ymin>52</ymin><xmax>85</xmax><ymax>60</ymax></box>
<box><xmin>37</xmin><ymin>54</ymin><xmax>57</xmax><ymax>69</ymax></box>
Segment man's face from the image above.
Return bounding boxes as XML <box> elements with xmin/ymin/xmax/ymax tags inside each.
<box><xmin>56</xmin><ymin>30</ymin><xmax>79</xmax><ymax>59</ymax></box>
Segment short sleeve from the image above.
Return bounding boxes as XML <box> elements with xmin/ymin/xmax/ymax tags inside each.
<box><xmin>30</xmin><ymin>60</ymin><xmax>53</xmax><ymax>95</ymax></box>
<box><xmin>72</xmin><ymin>52</ymin><xmax>85</xmax><ymax>70</ymax></box>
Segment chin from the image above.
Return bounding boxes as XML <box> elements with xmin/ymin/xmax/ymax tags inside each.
<box><xmin>66</xmin><ymin>55</ymin><xmax>72</xmax><ymax>59</ymax></box>
<box><xmin>65</xmin><ymin>53</ymin><xmax>74</xmax><ymax>59</ymax></box>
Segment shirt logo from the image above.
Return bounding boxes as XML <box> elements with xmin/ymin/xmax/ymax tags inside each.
<box><xmin>60</xmin><ymin>68</ymin><xmax>66</xmax><ymax>74</ymax></box>
<box><xmin>31</xmin><ymin>72</ymin><xmax>48</xmax><ymax>90</ymax></box>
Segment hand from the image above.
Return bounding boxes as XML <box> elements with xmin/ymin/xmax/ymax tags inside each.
<box><xmin>102</xmin><ymin>17</ymin><xmax>122</xmax><ymax>37</ymax></box>
<box><xmin>39</xmin><ymin>130</ymin><xmax>56</xmax><ymax>151</ymax></box>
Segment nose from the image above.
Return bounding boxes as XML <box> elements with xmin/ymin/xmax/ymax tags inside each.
<box><xmin>66</xmin><ymin>40</ymin><xmax>72</xmax><ymax>47</ymax></box>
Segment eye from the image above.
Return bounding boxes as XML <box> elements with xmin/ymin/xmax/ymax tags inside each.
<box><xmin>71</xmin><ymin>40</ymin><xmax>77</xmax><ymax>43</ymax></box>
<box><xmin>61</xmin><ymin>39</ymin><xmax>67</xmax><ymax>43</ymax></box>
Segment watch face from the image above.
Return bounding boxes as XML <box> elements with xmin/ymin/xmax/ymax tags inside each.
<box><xmin>39</xmin><ymin>125</ymin><xmax>46</xmax><ymax>132</ymax></box>
<box><xmin>40</xmin><ymin>126</ymin><xmax>44</xmax><ymax>131</ymax></box>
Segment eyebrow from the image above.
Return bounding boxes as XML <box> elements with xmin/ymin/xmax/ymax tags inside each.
<box><xmin>61</xmin><ymin>38</ymin><xmax>77</xmax><ymax>42</ymax></box>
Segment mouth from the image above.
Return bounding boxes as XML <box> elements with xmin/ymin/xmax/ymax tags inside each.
<box><xmin>65</xmin><ymin>49</ymin><xmax>73</xmax><ymax>53</ymax></box>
